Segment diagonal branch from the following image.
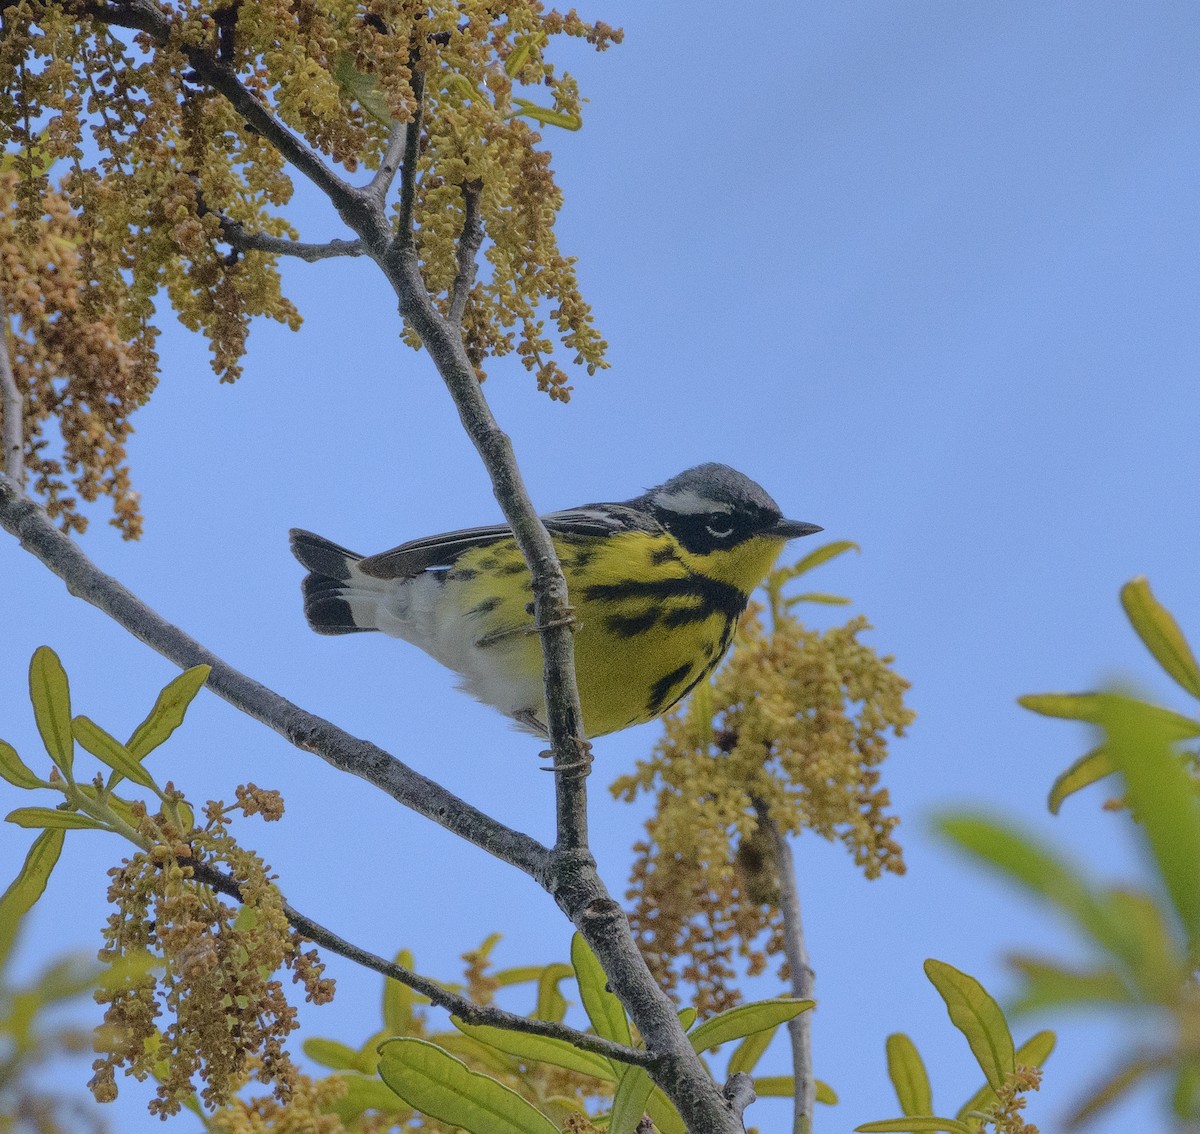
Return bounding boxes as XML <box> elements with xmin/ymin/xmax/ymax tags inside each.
<box><xmin>188</xmin><ymin>858</ymin><xmax>657</xmax><ymax>1069</ymax></box>
<box><xmin>0</xmin><ymin>472</ymin><xmax>550</xmax><ymax>881</ymax></box>
<box><xmin>218</xmin><ymin>218</ymin><xmax>365</xmax><ymax>262</ymax></box>
<box><xmin>366</xmin><ymin>120</ymin><xmax>409</xmax><ymax>204</ymax></box>
<box><xmin>0</xmin><ymin>287</ymin><xmax>22</xmax><ymax>485</ymax></box>
<box><xmin>448</xmin><ymin>180</ymin><xmax>483</xmax><ymax>326</ymax></box>
<box><xmin>75</xmin><ymin>0</ymin><xmax>379</xmax><ymax>239</ymax></box>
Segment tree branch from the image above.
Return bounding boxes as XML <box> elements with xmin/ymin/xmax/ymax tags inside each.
<box><xmin>0</xmin><ymin>288</ymin><xmax>21</xmax><ymax>485</ymax></box>
<box><xmin>756</xmin><ymin>802</ymin><xmax>816</xmax><ymax>1134</ymax></box>
<box><xmin>75</xmin><ymin>0</ymin><xmax>381</xmax><ymax>240</ymax></box>
<box><xmin>0</xmin><ymin>473</ymin><xmax>550</xmax><ymax>880</ymax></box>
<box><xmin>217</xmin><ymin>218</ymin><xmax>365</xmax><ymax>262</ymax></box>
<box><xmin>366</xmin><ymin>120</ymin><xmax>408</xmax><ymax>204</ymax></box>
<box><xmin>188</xmin><ymin>859</ymin><xmax>656</xmax><ymax>1070</ymax></box>
<box><xmin>394</xmin><ymin>66</ymin><xmax>425</xmax><ymax>249</ymax></box>
<box><xmin>448</xmin><ymin>180</ymin><xmax>483</xmax><ymax>326</ymax></box>
<box><xmin>23</xmin><ymin>19</ymin><xmax>749</xmax><ymax>1129</ymax></box>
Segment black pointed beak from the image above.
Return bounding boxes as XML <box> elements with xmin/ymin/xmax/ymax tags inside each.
<box><xmin>769</xmin><ymin>517</ymin><xmax>823</xmax><ymax>539</ymax></box>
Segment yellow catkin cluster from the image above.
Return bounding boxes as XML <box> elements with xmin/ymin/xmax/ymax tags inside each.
<box><xmin>611</xmin><ymin>606</ymin><xmax>914</xmax><ymax>1014</ymax></box>
<box><xmin>207</xmin><ymin>1071</ymin><xmax>351</xmax><ymax>1134</ymax></box>
<box><xmin>985</xmin><ymin>1066</ymin><xmax>1042</xmax><ymax>1134</ymax></box>
<box><xmin>91</xmin><ymin>786</ymin><xmax>333</xmax><ymax>1117</ymax></box>
<box><xmin>0</xmin><ymin>172</ymin><xmax>148</xmax><ymax>536</ymax></box>
<box><xmin>1</xmin><ymin>1</ymin><xmax>618</xmax><ymax>531</ymax></box>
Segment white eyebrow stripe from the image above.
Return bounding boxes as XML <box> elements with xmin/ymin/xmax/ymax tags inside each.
<box><xmin>652</xmin><ymin>488</ymin><xmax>732</xmax><ymax>515</ymax></box>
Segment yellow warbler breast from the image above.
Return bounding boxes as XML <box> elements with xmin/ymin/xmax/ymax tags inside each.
<box><xmin>442</xmin><ymin>530</ymin><xmax>791</xmax><ymax>737</ymax></box>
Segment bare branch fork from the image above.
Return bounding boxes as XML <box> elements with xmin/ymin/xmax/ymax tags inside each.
<box><xmin>19</xmin><ymin>4</ymin><xmax>751</xmax><ymax>1129</ymax></box>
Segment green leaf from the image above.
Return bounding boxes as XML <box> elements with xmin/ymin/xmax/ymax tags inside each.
<box><xmin>777</xmin><ymin>540</ymin><xmax>861</xmax><ymax>583</ymax></box>
<box><xmin>382</xmin><ymin>949</ymin><xmax>417</xmax><ymax>1034</ymax></box>
<box><xmin>534</xmin><ymin>962</ymin><xmax>573</xmax><ymax>1022</ymax></box>
<box><xmin>753</xmin><ymin>1075</ymin><xmax>793</xmax><ymax>1097</ymax></box>
<box><xmin>427</xmin><ymin>1029</ymin><xmax>522</xmax><ymax>1076</ymax></box>
<box><xmin>816</xmin><ymin>1080</ymin><xmax>839</xmax><ymax>1105</ymax></box>
<box><xmin>1172</xmin><ymin>1059</ymin><xmax>1200</xmax><ymax>1121</ymax></box>
<box><xmin>688</xmin><ymin>997</ymin><xmax>812</xmax><ymax>1053</ymax></box>
<box><xmin>450</xmin><ymin>1017</ymin><xmax>615</xmax><ymax>1082</ymax></box>
<box><xmin>327</xmin><ymin>1072</ymin><xmax>412</xmax><ymax>1123</ymax></box>
<box><xmin>377</xmin><ymin>1038</ymin><xmax>558</xmax><ymax>1134</ymax></box>
<box><xmin>753</xmin><ymin>1076</ymin><xmax>838</xmax><ymax>1103</ymax></box>
<box><xmin>924</xmin><ymin>959</ymin><xmax>1014</xmax><ymax>1091</ymax></box>
<box><xmin>1064</xmin><ymin>1054</ymin><xmax>1164</xmax><ymax>1130</ymax></box>
<box><xmin>125</xmin><ymin>665</ymin><xmax>211</xmax><ymax>764</ymax></box>
<box><xmin>1100</xmin><ymin>694</ymin><xmax>1200</xmax><ymax>949</ymax></box>
<box><xmin>644</xmin><ymin>1088</ymin><xmax>687</xmax><ymax>1134</ymax></box>
<box><xmin>509</xmin><ymin>99</ymin><xmax>581</xmax><ymax>130</ymax></box>
<box><xmin>504</xmin><ymin>32</ymin><xmax>545</xmax><ymax>79</ymax></box>
<box><xmin>727</xmin><ymin>1025</ymin><xmax>777</xmax><ymax>1075</ymax></box>
<box><xmin>1121</xmin><ymin>577</ymin><xmax>1200</xmax><ymax>700</ymax></box>
<box><xmin>886</xmin><ymin>1033</ymin><xmax>932</xmax><ymax>1116</ymax></box>
<box><xmin>936</xmin><ymin>813</ymin><xmax>1128</xmax><ymax>958</ymax></box>
<box><xmin>332</xmin><ymin>54</ymin><xmax>396</xmax><ymax>125</ymax></box>
<box><xmin>784</xmin><ymin>591</ymin><xmax>852</xmax><ymax>607</ymax></box>
<box><xmin>304</xmin><ymin>1037</ymin><xmax>368</xmax><ymax>1073</ymax></box>
<box><xmin>1019</xmin><ymin>692</ymin><xmax>1200</xmax><ymax>739</ymax></box>
<box><xmin>72</xmin><ymin>716</ymin><xmax>155</xmax><ymax>788</ymax></box>
<box><xmin>677</xmin><ymin>1005</ymin><xmax>697</xmax><ymax>1031</ymax></box>
<box><xmin>494</xmin><ymin>964</ymin><xmax>546</xmax><ymax>987</ymax></box>
<box><xmin>1103</xmin><ymin>889</ymin><xmax>1185</xmax><ymax>1000</ymax></box>
<box><xmin>0</xmin><ymin>829</ymin><xmax>65</xmax><ymax>970</ymax></box>
<box><xmin>1048</xmin><ymin>747</ymin><xmax>1116</xmax><ymax>814</ymax></box>
<box><xmin>29</xmin><ymin>647</ymin><xmax>72</xmax><ymax>776</ymax></box>
<box><xmin>0</xmin><ymin>740</ymin><xmax>43</xmax><ymax>789</ymax></box>
<box><xmin>956</xmin><ymin>1030</ymin><xmax>1056</xmax><ymax>1121</ymax></box>
<box><xmin>1007</xmin><ymin>956</ymin><xmax>1131</xmax><ymax>1015</ymax></box>
<box><xmin>6</xmin><ymin>807</ymin><xmax>109</xmax><ymax>831</ymax></box>
<box><xmin>570</xmin><ymin>933</ymin><xmax>631</xmax><ymax>1047</ymax></box>
<box><xmin>608</xmin><ymin>1065</ymin><xmax>654</xmax><ymax>1134</ymax></box>
<box><xmin>855</xmin><ymin>1119</ymin><xmax>975</xmax><ymax>1133</ymax></box>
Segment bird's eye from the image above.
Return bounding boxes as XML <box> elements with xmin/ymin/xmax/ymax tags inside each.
<box><xmin>704</xmin><ymin>516</ymin><xmax>735</xmax><ymax>539</ymax></box>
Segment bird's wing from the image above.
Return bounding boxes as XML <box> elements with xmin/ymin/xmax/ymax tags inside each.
<box><xmin>356</xmin><ymin>504</ymin><xmax>656</xmax><ymax>579</ymax></box>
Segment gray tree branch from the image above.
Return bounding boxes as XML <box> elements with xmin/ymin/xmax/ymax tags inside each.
<box><xmin>218</xmin><ymin>219</ymin><xmax>365</xmax><ymax>262</ymax></box>
<box><xmin>188</xmin><ymin>859</ymin><xmax>656</xmax><ymax>1069</ymax></box>
<box><xmin>0</xmin><ymin>288</ymin><xmax>21</xmax><ymax>485</ymax></box>
<box><xmin>0</xmin><ymin>473</ymin><xmax>549</xmax><ymax>879</ymax></box>
<box><xmin>19</xmin><ymin>9</ymin><xmax>751</xmax><ymax>1128</ymax></box>
<box><xmin>757</xmin><ymin>802</ymin><xmax>816</xmax><ymax>1134</ymax></box>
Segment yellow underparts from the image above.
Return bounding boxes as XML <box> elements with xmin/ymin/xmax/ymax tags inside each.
<box><xmin>449</xmin><ymin>530</ymin><xmax>790</xmax><ymax>737</ymax></box>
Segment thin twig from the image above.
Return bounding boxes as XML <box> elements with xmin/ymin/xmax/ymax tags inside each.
<box><xmin>218</xmin><ymin>218</ymin><xmax>365</xmax><ymax>262</ymax></box>
<box><xmin>188</xmin><ymin>859</ymin><xmax>656</xmax><ymax>1069</ymax></box>
<box><xmin>755</xmin><ymin>800</ymin><xmax>815</xmax><ymax>1134</ymax></box>
<box><xmin>0</xmin><ymin>288</ymin><xmax>22</xmax><ymax>485</ymax></box>
<box><xmin>394</xmin><ymin>66</ymin><xmax>426</xmax><ymax>248</ymax></box>
<box><xmin>0</xmin><ymin>473</ymin><xmax>550</xmax><ymax>880</ymax></box>
<box><xmin>448</xmin><ymin>180</ymin><xmax>483</xmax><ymax>326</ymax></box>
<box><xmin>366</xmin><ymin>120</ymin><xmax>408</xmax><ymax>203</ymax></box>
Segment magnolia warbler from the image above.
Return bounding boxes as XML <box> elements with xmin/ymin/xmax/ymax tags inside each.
<box><xmin>290</xmin><ymin>463</ymin><xmax>820</xmax><ymax>738</ymax></box>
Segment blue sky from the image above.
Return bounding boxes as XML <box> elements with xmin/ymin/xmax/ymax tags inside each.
<box><xmin>4</xmin><ymin>2</ymin><xmax>1200</xmax><ymax>1130</ymax></box>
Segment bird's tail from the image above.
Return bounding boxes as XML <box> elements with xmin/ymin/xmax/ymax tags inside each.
<box><xmin>290</xmin><ymin>529</ymin><xmax>381</xmax><ymax>635</ymax></box>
